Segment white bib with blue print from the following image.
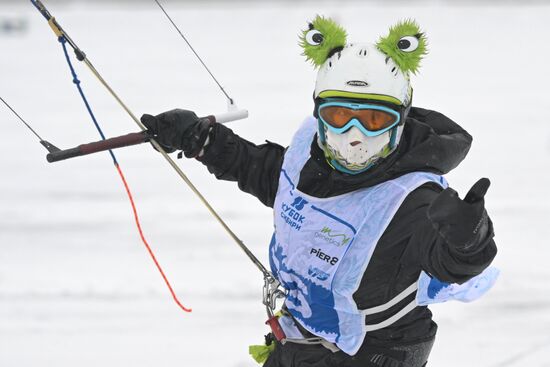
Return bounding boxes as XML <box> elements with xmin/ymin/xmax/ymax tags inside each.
<box><xmin>269</xmin><ymin>116</ymin><xmax>499</xmax><ymax>355</ymax></box>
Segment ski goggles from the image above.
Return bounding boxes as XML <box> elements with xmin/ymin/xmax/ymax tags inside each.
<box><xmin>318</xmin><ymin>101</ymin><xmax>401</xmax><ymax>137</ymax></box>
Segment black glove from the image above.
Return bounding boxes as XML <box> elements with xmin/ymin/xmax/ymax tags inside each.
<box><xmin>427</xmin><ymin>178</ymin><xmax>494</xmax><ymax>251</ymax></box>
<box><xmin>140</xmin><ymin>109</ymin><xmax>213</xmax><ymax>158</ymax></box>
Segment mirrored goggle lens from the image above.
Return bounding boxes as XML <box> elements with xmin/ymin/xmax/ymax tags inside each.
<box><xmin>319</xmin><ymin>106</ymin><xmax>398</xmax><ymax>131</ymax></box>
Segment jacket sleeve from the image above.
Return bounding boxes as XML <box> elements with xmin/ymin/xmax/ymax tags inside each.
<box><xmin>410</xmin><ymin>184</ymin><xmax>497</xmax><ymax>284</ymax></box>
<box><xmin>196</xmin><ymin>123</ymin><xmax>286</xmax><ymax>208</ymax></box>
<box><xmin>353</xmin><ymin>182</ymin><xmax>497</xmax><ymax>314</ymax></box>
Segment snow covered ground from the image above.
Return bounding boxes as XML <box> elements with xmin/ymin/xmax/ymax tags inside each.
<box><xmin>1</xmin><ymin>1</ymin><xmax>549</xmax><ymax>366</ymax></box>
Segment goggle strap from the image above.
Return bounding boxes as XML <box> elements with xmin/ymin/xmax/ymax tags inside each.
<box><xmin>389</xmin><ymin>125</ymin><xmax>398</xmax><ymax>148</ymax></box>
<box><xmin>318</xmin><ymin>119</ymin><xmax>327</xmax><ymax>143</ymax></box>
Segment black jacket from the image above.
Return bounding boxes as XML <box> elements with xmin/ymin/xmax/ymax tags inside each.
<box><xmin>197</xmin><ymin>107</ymin><xmax>497</xmax><ymax>348</ymax></box>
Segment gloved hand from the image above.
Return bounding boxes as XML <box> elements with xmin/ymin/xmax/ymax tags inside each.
<box><xmin>140</xmin><ymin>109</ymin><xmax>213</xmax><ymax>158</ymax></box>
<box><xmin>427</xmin><ymin>178</ymin><xmax>494</xmax><ymax>251</ymax></box>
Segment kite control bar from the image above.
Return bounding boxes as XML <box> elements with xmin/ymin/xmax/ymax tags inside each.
<box><xmin>46</xmin><ymin>110</ymin><xmax>248</xmax><ymax>163</ymax></box>
<box><xmin>46</xmin><ymin>131</ymin><xmax>150</xmax><ymax>162</ymax></box>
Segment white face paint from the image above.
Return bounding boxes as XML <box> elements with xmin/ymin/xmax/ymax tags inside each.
<box><xmin>322</xmin><ymin>125</ymin><xmax>398</xmax><ymax>171</ymax></box>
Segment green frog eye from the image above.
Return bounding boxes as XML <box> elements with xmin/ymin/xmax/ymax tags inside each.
<box><xmin>376</xmin><ymin>19</ymin><xmax>427</xmax><ymax>74</ymax></box>
<box><xmin>398</xmin><ymin>36</ymin><xmax>419</xmax><ymax>52</ymax></box>
<box><xmin>306</xmin><ymin>29</ymin><xmax>324</xmax><ymax>46</ymax></box>
<box><xmin>299</xmin><ymin>16</ymin><xmax>347</xmax><ymax>68</ymax></box>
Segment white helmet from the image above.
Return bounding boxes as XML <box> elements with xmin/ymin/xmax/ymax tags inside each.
<box><xmin>314</xmin><ymin>42</ymin><xmax>412</xmax><ymax>107</ymax></box>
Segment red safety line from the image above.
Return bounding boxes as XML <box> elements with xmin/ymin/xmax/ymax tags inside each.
<box><xmin>114</xmin><ymin>162</ymin><xmax>192</xmax><ymax>313</ymax></box>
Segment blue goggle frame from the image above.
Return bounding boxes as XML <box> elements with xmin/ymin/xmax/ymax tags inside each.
<box><xmin>318</xmin><ymin>101</ymin><xmax>401</xmax><ymax>137</ymax></box>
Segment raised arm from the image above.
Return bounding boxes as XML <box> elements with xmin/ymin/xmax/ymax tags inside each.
<box><xmin>141</xmin><ymin>109</ymin><xmax>286</xmax><ymax>207</ymax></box>
<box><xmin>420</xmin><ymin>180</ymin><xmax>497</xmax><ymax>284</ymax></box>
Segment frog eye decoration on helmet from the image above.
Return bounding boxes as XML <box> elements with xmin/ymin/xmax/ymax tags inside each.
<box><xmin>299</xmin><ymin>15</ymin><xmax>348</xmax><ymax>67</ymax></box>
<box><xmin>299</xmin><ymin>17</ymin><xmax>428</xmax><ymax>104</ymax></box>
<box><xmin>299</xmin><ymin>17</ymin><xmax>428</xmax><ymax>174</ymax></box>
<box><xmin>376</xmin><ymin>19</ymin><xmax>428</xmax><ymax>75</ymax></box>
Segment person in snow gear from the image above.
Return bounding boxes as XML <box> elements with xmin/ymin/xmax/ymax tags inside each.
<box><xmin>142</xmin><ymin>17</ymin><xmax>498</xmax><ymax>367</ymax></box>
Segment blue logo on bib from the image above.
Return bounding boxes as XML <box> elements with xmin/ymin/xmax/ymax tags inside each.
<box><xmin>280</xmin><ymin>196</ymin><xmax>308</xmax><ymax>231</ymax></box>
<box><xmin>291</xmin><ymin>196</ymin><xmax>308</xmax><ymax>210</ymax></box>
<box><xmin>308</xmin><ymin>266</ymin><xmax>330</xmax><ymax>281</ymax></box>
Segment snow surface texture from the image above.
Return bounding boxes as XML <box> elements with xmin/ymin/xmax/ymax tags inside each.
<box><xmin>1</xmin><ymin>2</ymin><xmax>550</xmax><ymax>366</ymax></box>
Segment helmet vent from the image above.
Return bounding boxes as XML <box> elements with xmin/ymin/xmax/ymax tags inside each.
<box><xmin>346</xmin><ymin>80</ymin><xmax>369</xmax><ymax>87</ymax></box>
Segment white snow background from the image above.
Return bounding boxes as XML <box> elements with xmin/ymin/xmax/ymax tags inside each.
<box><xmin>1</xmin><ymin>1</ymin><xmax>549</xmax><ymax>366</ymax></box>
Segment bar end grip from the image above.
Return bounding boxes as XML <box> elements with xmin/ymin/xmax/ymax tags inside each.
<box><xmin>46</xmin><ymin>147</ymin><xmax>82</xmax><ymax>163</ymax></box>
